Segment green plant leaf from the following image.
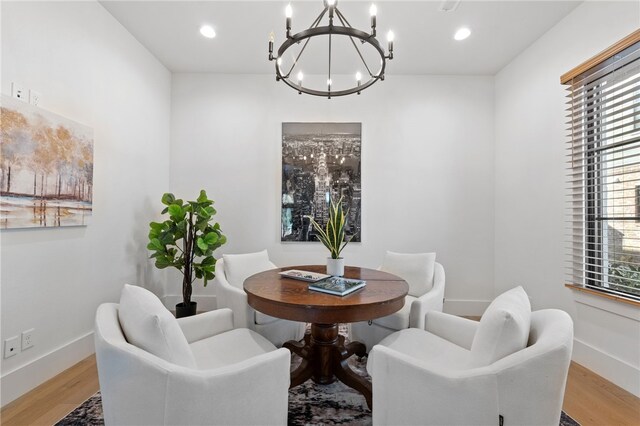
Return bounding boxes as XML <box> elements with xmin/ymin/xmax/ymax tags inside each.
<box><xmin>196</xmin><ymin>220</ymin><xmax>208</xmax><ymax>232</ymax></box>
<box><xmin>168</xmin><ymin>204</ymin><xmax>182</xmax><ymax>218</ymax></box>
<box><xmin>161</xmin><ymin>193</ymin><xmax>175</xmax><ymax>206</ymax></box>
<box><xmin>155</xmin><ymin>256</ymin><xmax>172</xmax><ymax>269</ymax></box>
<box><xmin>147</xmin><ymin>238</ymin><xmax>164</xmax><ymax>252</ymax></box>
<box><xmin>149</xmin><ymin>221</ymin><xmax>164</xmax><ymax>231</ymax></box>
<box><xmin>201</xmin><ymin>256</ymin><xmax>216</xmax><ymax>266</ymax></box>
<box><xmin>176</xmin><ymin>219</ymin><xmax>187</xmax><ymax>232</ymax></box>
<box><xmin>198</xmin><ymin>206</ymin><xmax>211</xmax><ymax>219</ymax></box>
<box><xmin>197</xmin><ymin>189</ymin><xmax>208</xmax><ymax>203</ymax></box>
<box><xmin>204</xmin><ymin>232</ymin><xmax>219</xmax><ymax>245</ymax></box>
<box><xmin>159</xmin><ymin>231</ymin><xmax>175</xmax><ymax>246</ymax></box>
<box><xmin>196</xmin><ymin>237</ymin><xmax>208</xmax><ymax>251</ymax></box>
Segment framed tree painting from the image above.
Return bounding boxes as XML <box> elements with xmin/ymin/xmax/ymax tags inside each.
<box><xmin>281</xmin><ymin>122</ymin><xmax>361</xmax><ymax>242</ymax></box>
<box><xmin>0</xmin><ymin>96</ymin><xmax>93</xmax><ymax>229</ymax></box>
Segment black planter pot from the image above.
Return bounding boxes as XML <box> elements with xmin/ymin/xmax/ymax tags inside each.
<box><xmin>175</xmin><ymin>301</ymin><xmax>197</xmax><ymax>318</ymax></box>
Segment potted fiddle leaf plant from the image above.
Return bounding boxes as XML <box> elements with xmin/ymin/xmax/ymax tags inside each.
<box><xmin>307</xmin><ymin>196</ymin><xmax>355</xmax><ymax>277</ymax></box>
<box><xmin>147</xmin><ymin>190</ymin><xmax>227</xmax><ymax>318</ymax></box>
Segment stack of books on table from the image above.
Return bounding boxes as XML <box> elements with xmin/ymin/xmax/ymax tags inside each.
<box><xmin>308</xmin><ymin>276</ymin><xmax>367</xmax><ymax>296</ymax></box>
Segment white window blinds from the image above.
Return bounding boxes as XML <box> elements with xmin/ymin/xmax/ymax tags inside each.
<box><xmin>566</xmin><ymin>37</ymin><xmax>640</xmax><ymax>300</ymax></box>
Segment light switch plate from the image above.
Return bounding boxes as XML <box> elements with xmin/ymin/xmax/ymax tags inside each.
<box><xmin>4</xmin><ymin>336</ymin><xmax>19</xmax><ymax>358</ymax></box>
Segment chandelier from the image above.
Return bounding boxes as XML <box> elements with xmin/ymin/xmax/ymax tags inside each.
<box><xmin>268</xmin><ymin>0</ymin><xmax>394</xmax><ymax>99</ymax></box>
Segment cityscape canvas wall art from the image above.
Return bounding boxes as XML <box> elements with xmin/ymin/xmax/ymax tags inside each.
<box><xmin>0</xmin><ymin>96</ymin><xmax>93</xmax><ymax>229</ymax></box>
<box><xmin>282</xmin><ymin>122</ymin><xmax>361</xmax><ymax>242</ymax></box>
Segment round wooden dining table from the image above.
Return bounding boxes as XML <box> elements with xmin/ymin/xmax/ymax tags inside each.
<box><xmin>244</xmin><ymin>265</ymin><xmax>409</xmax><ymax>409</ymax></box>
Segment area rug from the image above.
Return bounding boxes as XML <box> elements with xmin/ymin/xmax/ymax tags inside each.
<box><xmin>56</xmin><ymin>389</ymin><xmax>581</xmax><ymax>426</ymax></box>
<box><xmin>56</xmin><ymin>324</ymin><xmax>580</xmax><ymax>426</ymax></box>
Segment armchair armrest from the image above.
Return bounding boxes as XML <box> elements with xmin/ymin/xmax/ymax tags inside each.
<box><xmin>368</xmin><ymin>345</ymin><xmax>498</xmax><ymax>426</ymax></box>
<box><xmin>409</xmin><ymin>262</ymin><xmax>445</xmax><ymax>329</ymax></box>
<box><xmin>177</xmin><ymin>308</ymin><xmax>234</xmax><ymax>344</ymax></box>
<box><xmin>424</xmin><ymin>311</ymin><xmax>478</xmax><ymax>350</ymax></box>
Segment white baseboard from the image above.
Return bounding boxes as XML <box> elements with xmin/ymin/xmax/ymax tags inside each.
<box><xmin>162</xmin><ymin>294</ymin><xmax>217</xmax><ymax>312</ymax></box>
<box><xmin>1</xmin><ymin>331</ymin><xmax>95</xmax><ymax>407</ymax></box>
<box><xmin>444</xmin><ymin>299</ymin><xmax>491</xmax><ymax>317</ymax></box>
<box><xmin>573</xmin><ymin>338</ymin><xmax>640</xmax><ymax>397</ymax></box>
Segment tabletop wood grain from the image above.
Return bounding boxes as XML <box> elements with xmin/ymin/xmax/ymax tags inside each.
<box><xmin>244</xmin><ymin>265</ymin><xmax>409</xmax><ymax>323</ymax></box>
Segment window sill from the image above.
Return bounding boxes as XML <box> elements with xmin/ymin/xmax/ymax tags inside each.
<box><xmin>565</xmin><ymin>284</ymin><xmax>640</xmax><ymax>307</ymax></box>
<box><xmin>566</xmin><ymin>284</ymin><xmax>640</xmax><ymax>321</ymax></box>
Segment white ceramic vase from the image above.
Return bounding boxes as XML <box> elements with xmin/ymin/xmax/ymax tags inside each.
<box><xmin>326</xmin><ymin>257</ymin><xmax>345</xmax><ymax>277</ymax></box>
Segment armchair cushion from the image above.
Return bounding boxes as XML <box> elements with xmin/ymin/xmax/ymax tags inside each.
<box><xmin>118</xmin><ymin>284</ymin><xmax>196</xmax><ymax>368</ymax></box>
<box><xmin>381</xmin><ymin>251</ymin><xmax>436</xmax><ymax>297</ymax></box>
<box><xmin>371</xmin><ymin>328</ymin><xmax>471</xmax><ymax>372</ymax></box>
<box><xmin>223</xmin><ymin>250</ymin><xmax>277</xmax><ymax>289</ymax></box>
<box><xmin>470</xmin><ymin>286</ymin><xmax>531</xmax><ymax>367</ymax></box>
<box><xmin>372</xmin><ymin>295</ymin><xmax>417</xmax><ymax>330</ymax></box>
<box><xmin>190</xmin><ymin>328</ymin><xmax>277</xmax><ymax>370</ymax></box>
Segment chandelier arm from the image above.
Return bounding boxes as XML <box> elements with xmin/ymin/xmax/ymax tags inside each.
<box><xmin>285</xmin><ymin>37</ymin><xmax>312</xmax><ymax>78</ymax></box>
<box><xmin>334</xmin><ymin>8</ymin><xmax>353</xmax><ymax>29</ymax></box>
<box><xmin>328</xmin><ymin>33</ymin><xmax>332</xmax><ymax>87</ymax></box>
<box><xmin>335</xmin><ymin>11</ymin><xmax>374</xmax><ymax>78</ymax></box>
<box><xmin>284</xmin><ymin>7</ymin><xmax>328</xmax><ymax>78</ymax></box>
<box><xmin>310</xmin><ymin>7</ymin><xmax>329</xmax><ymax>29</ymax></box>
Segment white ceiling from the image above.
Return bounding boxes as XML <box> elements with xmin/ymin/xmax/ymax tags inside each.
<box><xmin>101</xmin><ymin>0</ymin><xmax>580</xmax><ymax>75</ymax></box>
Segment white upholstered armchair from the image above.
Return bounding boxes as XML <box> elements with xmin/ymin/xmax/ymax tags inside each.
<box><xmin>95</xmin><ymin>285</ymin><xmax>290</xmax><ymax>426</ymax></box>
<box><xmin>367</xmin><ymin>287</ymin><xmax>574</xmax><ymax>426</ymax></box>
<box><xmin>350</xmin><ymin>251</ymin><xmax>445</xmax><ymax>352</ymax></box>
<box><xmin>214</xmin><ymin>250</ymin><xmax>306</xmax><ymax>347</ymax></box>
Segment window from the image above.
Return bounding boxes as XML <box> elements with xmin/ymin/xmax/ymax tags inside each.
<box><xmin>564</xmin><ymin>31</ymin><xmax>640</xmax><ymax>300</ymax></box>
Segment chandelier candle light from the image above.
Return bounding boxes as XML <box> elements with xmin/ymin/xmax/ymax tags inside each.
<box><xmin>268</xmin><ymin>0</ymin><xmax>395</xmax><ymax>98</ymax></box>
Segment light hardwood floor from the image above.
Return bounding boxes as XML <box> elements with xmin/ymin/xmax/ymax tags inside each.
<box><xmin>1</xmin><ymin>356</ymin><xmax>639</xmax><ymax>425</ymax></box>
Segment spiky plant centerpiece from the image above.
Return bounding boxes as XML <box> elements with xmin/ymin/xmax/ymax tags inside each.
<box><xmin>147</xmin><ymin>190</ymin><xmax>226</xmax><ymax>317</ymax></box>
<box><xmin>307</xmin><ymin>196</ymin><xmax>355</xmax><ymax>276</ymax></box>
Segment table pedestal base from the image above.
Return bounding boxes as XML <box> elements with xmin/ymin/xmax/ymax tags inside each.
<box><xmin>284</xmin><ymin>323</ymin><xmax>371</xmax><ymax>409</ymax></box>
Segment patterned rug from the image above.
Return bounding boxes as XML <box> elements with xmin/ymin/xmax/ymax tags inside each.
<box><xmin>56</xmin><ymin>325</ymin><xmax>580</xmax><ymax>426</ymax></box>
<box><xmin>56</xmin><ymin>387</ymin><xmax>580</xmax><ymax>426</ymax></box>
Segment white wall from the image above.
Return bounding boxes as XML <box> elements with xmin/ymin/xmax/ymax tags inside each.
<box><xmin>170</xmin><ymin>73</ymin><xmax>496</xmax><ymax>315</ymax></box>
<box><xmin>494</xmin><ymin>1</ymin><xmax>640</xmax><ymax>396</ymax></box>
<box><xmin>0</xmin><ymin>1</ymin><xmax>171</xmax><ymax>406</ymax></box>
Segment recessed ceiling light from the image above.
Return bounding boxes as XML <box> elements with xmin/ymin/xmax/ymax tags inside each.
<box><xmin>200</xmin><ymin>25</ymin><xmax>216</xmax><ymax>39</ymax></box>
<box><xmin>454</xmin><ymin>27</ymin><xmax>471</xmax><ymax>41</ymax></box>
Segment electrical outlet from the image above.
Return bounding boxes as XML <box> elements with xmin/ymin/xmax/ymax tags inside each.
<box><xmin>11</xmin><ymin>82</ymin><xmax>26</xmax><ymax>101</ymax></box>
<box><xmin>21</xmin><ymin>329</ymin><xmax>34</xmax><ymax>350</ymax></box>
<box><xmin>29</xmin><ymin>90</ymin><xmax>41</xmax><ymax>107</ymax></box>
<box><xmin>4</xmin><ymin>336</ymin><xmax>19</xmax><ymax>358</ymax></box>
